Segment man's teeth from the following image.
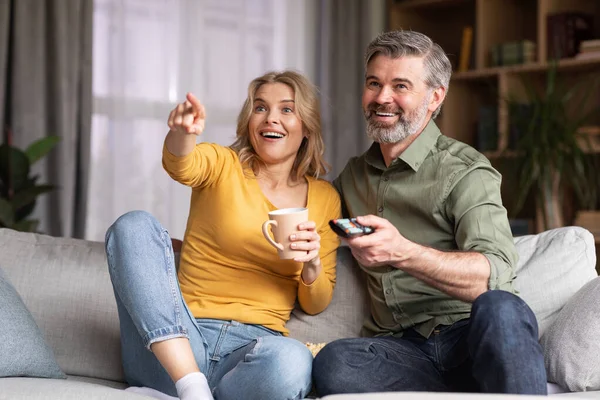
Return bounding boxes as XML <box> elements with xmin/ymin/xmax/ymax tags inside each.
<box><xmin>375</xmin><ymin>112</ymin><xmax>396</xmax><ymax>117</ymax></box>
<box><xmin>261</xmin><ymin>132</ymin><xmax>285</xmax><ymax>138</ymax></box>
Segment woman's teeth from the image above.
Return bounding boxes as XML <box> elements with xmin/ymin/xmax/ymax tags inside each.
<box><xmin>261</xmin><ymin>132</ymin><xmax>285</xmax><ymax>138</ymax></box>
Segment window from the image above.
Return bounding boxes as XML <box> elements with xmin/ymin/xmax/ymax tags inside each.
<box><xmin>87</xmin><ymin>0</ymin><xmax>316</xmax><ymax>241</ymax></box>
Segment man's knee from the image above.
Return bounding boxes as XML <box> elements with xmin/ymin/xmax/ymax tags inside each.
<box><xmin>313</xmin><ymin>338</ymin><xmax>358</xmax><ymax>373</ymax></box>
<box><xmin>471</xmin><ymin>290</ymin><xmax>539</xmax><ymax>337</ymax></box>
<box><xmin>313</xmin><ymin>338</ymin><xmax>366</xmax><ymax>395</ymax></box>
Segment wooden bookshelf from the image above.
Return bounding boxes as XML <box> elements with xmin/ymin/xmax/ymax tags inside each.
<box><xmin>454</xmin><ymin>55</ymin><xmax>600</xmax><ymax>79</ymax></box>
<box><xmin>387</xmin><ymin>0</ymin><xmax>600</xmax><ymax>230</ymax></box>
<box><xmin>389</xmin><ymin>0</ymin><xmax>600</xmax><ymax>150</ymax></box>
<box><xmin>388</xmin><ymin>0</ymin><xmax>600</xmax><ymax>225</ymax></box>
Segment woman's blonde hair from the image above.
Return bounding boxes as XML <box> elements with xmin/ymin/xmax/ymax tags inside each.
<box><xmin>230</xmin><ymin>70</ymin><xmax>328</xmax><ymax>180</ymax></box>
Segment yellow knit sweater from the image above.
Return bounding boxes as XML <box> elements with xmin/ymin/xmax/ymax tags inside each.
<box><xmin>162</xmin><ymin>143</ymin><xmax>341</xmax><ymax>334</ymax></box>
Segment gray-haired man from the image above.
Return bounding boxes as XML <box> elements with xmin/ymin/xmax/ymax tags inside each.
<box><xmin>313</xmin><ymin>30</ymin><xmax>546</xmax><ymax>395</ymax></box>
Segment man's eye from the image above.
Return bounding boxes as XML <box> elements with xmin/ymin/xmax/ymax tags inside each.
<box><xmin>368</xmin><ymin>81</ymin><xmax>380</xmax><ymax>87</ymax></box>
<box><xmin>396</xmin><ymin>84</ymin><xmax>407</xmax><ymax>90</ymax></box>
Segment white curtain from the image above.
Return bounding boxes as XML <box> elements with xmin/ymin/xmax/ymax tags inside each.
<box><xmin>87</xmin><ymin>0</ymin><xmax>317</xmax><ymax>241</ymax></box>
<box><xmin>318</xmin><ymin>0</ymin><xmax>385</xmax><ymax>180</ymax></box>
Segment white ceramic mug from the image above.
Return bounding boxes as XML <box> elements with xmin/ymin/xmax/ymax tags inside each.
<box><xmin>261</xmin><ymin>207</ymin><xmax>309</xmax><ymax>259</ymax></box>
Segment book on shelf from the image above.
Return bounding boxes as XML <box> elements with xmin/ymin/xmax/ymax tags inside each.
<box><xmin>547</xmin><ymin>12</ymin><xmax>593</xmax><ymax>60</ymax></box>
<box><xmin>490</xmin><ymin>41</ymin><xmax>536</xmax><ymax>67</ymax></box>
<box><xmin>580</xmin><ymin>39</ymin><xmax>600</xmax><ymax>53</ymax></box>
<box><xmin>576</xmin><ymin>39</ymin><xmax>600</xmax><ymax>59</ymax></box>
<box><xmin>578</xmin><ymin>126</ymin><xmax>600</xmax><ymax>136</ymax></box>
<box><xmin>458</xmin><ymin>26</ymin><xmax>473</xmax><ymax>72</ymax></box>
<box><xmin>577</xmin><ymin>125</ymin><xmax>600</xmax><ymax>153</ymax></box>
<box><xmin>575</xmin><ymin>51</ymin><xmax>600</xmax><ymax>60</ymax></box>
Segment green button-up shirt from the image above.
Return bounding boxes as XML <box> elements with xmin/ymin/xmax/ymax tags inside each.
<box><xmin>334</xmin><ymin>120</ymin><xmax>518</xmax><ymax>338</ymax></box>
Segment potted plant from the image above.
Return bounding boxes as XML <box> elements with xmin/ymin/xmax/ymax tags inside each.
<box><xmin>0</xmin><ymin>129</ymin><xmax>61</xmax><ymax>232</ymax></box>
<box><xmin>506</xmin><ymin>61</ymin><xmax>600</xmax><ymax>232</ymax></box>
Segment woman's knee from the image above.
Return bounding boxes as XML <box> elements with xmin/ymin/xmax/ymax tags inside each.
<box><xmin>106</xmin><ymin>210</ymin><xmax>159</xmax><ymax>242</ymax></box>
<box><xmin>260</xmin><ymin>337</ymin><xmax>313</xmax><ymax>384</ymax></box>
<box><xmin>104</xmin><ymin>210</ymin><xmax>169</xmax><ymax>282</ymax></box>
<box><xmin>219</xmin><ymin>337</ymin><xmax>312</xmax><ymax>400</ymax></box>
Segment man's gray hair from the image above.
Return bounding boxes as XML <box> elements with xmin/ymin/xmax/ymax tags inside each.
<box><xmin>364</xmin><ymin>30</ymin><xmax>452</xmax><ymax>118</ymax></box>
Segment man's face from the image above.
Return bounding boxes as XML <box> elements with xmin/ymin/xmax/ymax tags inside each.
<box><xmin>362</xmin><ymin>54</ymin><xmax>435</xmax><ymax>144</ymax></box>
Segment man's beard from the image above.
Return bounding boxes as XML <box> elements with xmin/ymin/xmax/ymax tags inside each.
<box><xmin>365</xmin><ymin>93</ymin><xmax>431</xmax><ymax>144</ymax></box>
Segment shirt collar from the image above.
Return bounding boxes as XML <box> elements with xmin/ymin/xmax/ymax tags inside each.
<box><xmin>365</xmin><ymin>119</ymin><xmax>441</xmax><ymax>172</ymax></box>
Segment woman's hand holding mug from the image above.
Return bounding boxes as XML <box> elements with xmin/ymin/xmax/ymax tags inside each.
<box><xmin>290</xmin><ymin>221</ymin><xmax>321</xmax><ymax>267</ymax></box>
<box><xmin>261</xmin><ymin>208</ymin><xmax>321</xmax><ymax>266</ymax></box>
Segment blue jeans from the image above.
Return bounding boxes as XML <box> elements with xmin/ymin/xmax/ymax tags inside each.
<box><xmin>105</xmin><ymin>211</ymin><xmax>312</xmax><ymax>400</ymax></box>
<box><xmin>313</xmin><ymin>290</ymin><xmax>547</xmax><ymax>396</ymax></box>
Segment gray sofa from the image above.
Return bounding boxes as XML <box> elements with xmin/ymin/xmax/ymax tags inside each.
<box><xmin>0</xmin><ymin>226</ymin><xmax>599</xmax><ymax>400</ymax></box>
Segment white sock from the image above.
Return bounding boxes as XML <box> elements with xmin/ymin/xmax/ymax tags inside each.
<box><xmin>175</xmin><ymin>372</ymin><xmax>213</xmax><ymax>400</ymax></box>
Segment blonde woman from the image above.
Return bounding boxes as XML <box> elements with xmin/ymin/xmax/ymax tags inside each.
<box><xmin>105</xmin><ymin>71</ymin><xmax>341</xmax><ymax>400</ymax></box>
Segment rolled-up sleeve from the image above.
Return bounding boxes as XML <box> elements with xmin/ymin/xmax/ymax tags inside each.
<box><xmin>444</xmin><ymin>163</ymin><xmax>518</xmax><ymax>292</ymax></box>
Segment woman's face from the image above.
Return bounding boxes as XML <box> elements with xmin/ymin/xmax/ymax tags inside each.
<box><xmin>248</xmin><ymin>82</ymin><xmax>305</xmax><ymax>168</ymax></box>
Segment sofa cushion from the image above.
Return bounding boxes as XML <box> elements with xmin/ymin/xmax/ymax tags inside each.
<box><xmin>0</xmin><ymin>266</ymin><xmax>65</xmax><ymax>379</ymax></box>
<box><xmin>514</xmin><ymin>226</ymin><xmax>598</xmax><ymax>337</ymax></box>
<box><xmin>0</xmin><ymin>229</ymin><xmax>124</xmax><ymax>382</ymax></box>
<box><xmin>287</xmin><ymin>246</ymin><xmax>369</xmax><ymax>344</ymax></box>
<box><xmin>541</xmin><ymin>277</ymin><xmax>600</xmax><ymax>391</ymax></box>
<box><xmin>0</xmin><ymin>377</ymin><xmax>147</xmax><ymax>400</ymax></box>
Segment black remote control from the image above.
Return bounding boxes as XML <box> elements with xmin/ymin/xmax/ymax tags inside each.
<box><xmin>329</xmin><ymin>218</ymin><xmax>374</xmax><ymax>238</ymax></box>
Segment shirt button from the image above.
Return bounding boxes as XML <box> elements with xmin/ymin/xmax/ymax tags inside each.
<box><xmin>385</xmin><ymin>288</ymin><xmax>392</xmax><ymax>295</ymax></box>
<box><xmin>378</xmin><ymin>207</ymin><xmax>384</xmax><ymax>213</ymax></box>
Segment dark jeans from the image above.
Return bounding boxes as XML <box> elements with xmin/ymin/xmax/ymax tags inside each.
<box><xmin>313</xmin><ymin>290</ymin><xmax>547</xmax><ymax>396</ymax></box>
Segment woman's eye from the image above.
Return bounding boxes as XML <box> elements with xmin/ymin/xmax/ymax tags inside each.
<box><xmin>255</xmin><ymin>105</ymin><xmax>266</xmax><ymax>112</ymax></box>
<box><xmin>282</xmin><ymin>107</ymin><xmax>293</xmax><ymax>113</ymax></box>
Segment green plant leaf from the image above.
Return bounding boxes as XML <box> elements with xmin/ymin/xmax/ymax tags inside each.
<box><xmin>24</xmin><ymin>136</ymin><xmax>61</xmax><ymax>165</ymax></box>
<box><xmin>504</xmin><ymin>66</ymin><xmax>600</xmax><ymax>217</ymax></box>
<box><xmin>0</xmin><ymin>144</ymin><xmax>30</xmax><ymax>193</ymax></box>
<box><xmin>0</xmin><ymin>197</ymin><xmax>14</xmax><ymax>227</ymax></box>
<box><xmin>14</xmin><ymin>178</ymin><xmax>40</xmax><ymax>221</ymax></box>
<box><xmin>11</xmin><ymin>185</ymin><xmax>55</xmax><ymax>212</ymax></box>
<box><xmin>11</xmin><ymin>219</ymin><xmax>39</xmax><ymax>232</ymax></box>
